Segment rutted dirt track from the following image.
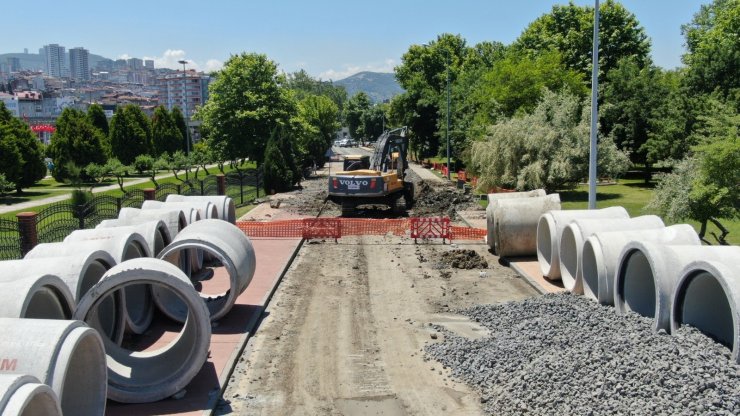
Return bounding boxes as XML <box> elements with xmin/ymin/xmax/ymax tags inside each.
<box><xmin>215</xmin><ymin>159</ymin><xmax>538</xmax><ymax>415</ymax></box>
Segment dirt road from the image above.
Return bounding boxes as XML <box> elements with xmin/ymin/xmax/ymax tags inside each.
<box><xmin>215</xmin><ymin>158</ymin><xmax>539</xmax><ymax>415</ymax></box>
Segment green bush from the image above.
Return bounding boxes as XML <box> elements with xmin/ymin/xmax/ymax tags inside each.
<box><xmin>262</xmin><ymin>136</ymin><xmax>293</xmax><ymax>193</ymax></box>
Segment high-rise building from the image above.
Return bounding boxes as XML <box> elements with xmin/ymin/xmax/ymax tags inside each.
<box><xmin>127</xmin><ymin>58</ymin><xmax>143</xmax><ymax>71</ymax></box>
<box><xmin>6</xmin><ymin>57</ymin><xmax>21</xmax><ymax>72</ymax></box>
<box><xmin>69</xmin><ymin>47</ymin><xmax>90</xmax><ymax>81</ymax></box>
<box><xmin>144</xmin><ymin>59</ymin><xmax>154</xmax><ymax>69</ymax></box>
<box><xmin>43</xmin><ymin>44</ymin><xmax>65</xmax><ymax>78</ymax></box>
<box><xmin>157</xmin><ymin>70</ymin><xmax>210</xmax><ymax>120</ymax></box>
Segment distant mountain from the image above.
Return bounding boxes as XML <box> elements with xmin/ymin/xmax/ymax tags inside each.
<box><xmin>0</xmin><ymin>52</ymin><xmax>112</xmax><ymax>72</ymax></box>
<box><xmin>334</xmin><ymin>71</ymin><xmax>403</xmax><ymax>103</ymax></box>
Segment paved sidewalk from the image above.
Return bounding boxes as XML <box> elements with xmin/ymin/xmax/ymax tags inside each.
<box><xmin>0</xmin><ymin>166</ymin><xmax>220</xmax><ymax>215</ymax></box>
<box><xmin>406</xmin><ymin>162</ymin><xmax>447</xmax><ymax>184</ymax></box>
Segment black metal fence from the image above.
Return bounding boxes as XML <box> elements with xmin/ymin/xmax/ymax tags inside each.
<box><xmin>0</xmin><ymin>169</ymin><xmax>263</xmax><ymax>260</ymax></box>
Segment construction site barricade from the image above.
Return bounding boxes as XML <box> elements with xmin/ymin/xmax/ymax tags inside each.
<box><xmin>410</xmin><ymin>217</ymin><xmax>451</xmax><ymax>243</ymax></box>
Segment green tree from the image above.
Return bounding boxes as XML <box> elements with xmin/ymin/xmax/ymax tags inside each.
<box><xmin>191</xmin><ymin>141</ymin><xmax>212</xmax><ymax>176</ymax></box>
<box><xmin>276</xmin><ymin>128</ymin><xmax>301</xmax><ymax>185</ymax></box>
<box><xmin>151</xmin><ymin>106</ymin><xmax>184</xmax><ymax>156</ymax></box>
<box><xmin>47</xmin><ymin>108</ymin><xmax>108</xmax><ymax>182</ymax></box>
<box><xmin>600</xmin><ymin>57</ymin><xmax>668</xmax><ymax>178</ymax></box>
<box><xmin>105</xmin><ymin>158</ymin><xmax>128</xmax><ymax>191</ymax></box>
<box><xmin>87</xmin><ymin>103</ymin><xmax>109</xmax><ymax>138</ymax></box>
<box><xmin>262</xmin><ymin>134</ymin><xmax>293</xmax><ymax>193</ymax></box>
<box><xmin>395</xmin><ymin>34</ymin><xmax>468</xmax><ymax>159</ymax></box>
<box><xmin>682</xmin><ymin>0</ymin><xmax>740</xmax><ymax>100</ymax></box>
<box><xmin>0</xmin><ymin>173</ymin><xmax>14</xmax><ymax>197</ymax></box>
<box><xmin>0</xmin><ymin>102</ymin><xmax>46</xmax><ymax>192</ymax></box>
<box><xmin>171</xmin><ymin>106</ymin><xmax>189</xmax><ymax>154</ymax></box>
<box><xmin>0</xmin><ymin>138</ymin><xmax>22</xmax><ymax>191</ymax></box>
<box><xmin>469</xmin><ymin>89</ymin><xmax>629</xmax><ymax>192</ymax></box>
<box><xmin>513</xmin><ymin>0</ymin><xmax>650</xmax><ymax>79</ymax></box>
<box><xmin>343</xmin><ymin>92</ymin><xmax>372</xmax><ymax>141</ymax></box>
<box><xmin>197</xmin><ymin>53</ymin><xmax>296</xmax><ymax>168</ymax></box>
<box><xmin>360</xmin><ymin>104</ymin><xmax>385</xmax><ymax>142</ymax></box>
<box><xmin>287</xmin><ymin>69</ymin><xmax>348</xmax><ymax>113</ymax></box>
<box><xmin>109</xmin><ymin>105</ymin><xmax>151</xmax><ymax>165</ymax></box>
<box><xmin>299</xmin><ymin>95</ymin><xmax>340</xmax><ymax>147</ymax></box>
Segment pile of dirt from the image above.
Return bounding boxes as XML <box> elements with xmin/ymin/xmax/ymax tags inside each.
<box><xmin>439</xmin><ymin>249</ymin><xmax>488</xmax><ymax>269</ymax></box>
<box><xmin>411</xmin><ymin>182</ymin><xmax>479</xmax><ymax>219</ymax></box>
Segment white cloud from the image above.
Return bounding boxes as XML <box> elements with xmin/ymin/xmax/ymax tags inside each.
<box><xmin>319</xmin><ymin>59</ymin><xmax>397</xmax><ymax>81</ymax></box>
<box><xmin>204</xmin><ymin>59</ymin><xmax>224</xmax><ymax>72</ymax></box>
<box><xmin>117</xmin><ymin>54</ymin><xmax>132</xmax><ymax>60</ymax></box>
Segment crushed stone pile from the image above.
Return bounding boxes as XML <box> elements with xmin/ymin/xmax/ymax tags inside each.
<box><xmin>438</xmin><ymin>249</ymin><xmax>488</xmax><ymax>269</ymax></box>
<box><xmin>426</xmin><ymin>293</ymin><xmax>740</xmax><ymax>415</ymax></box>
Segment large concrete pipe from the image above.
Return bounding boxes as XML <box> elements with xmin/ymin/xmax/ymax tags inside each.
<box><xmin>537</xmin><ymin>206</ymin><xmax>629</xmax><ymax>280</ymax></box>
<box><xmin>23</xmin><ymin>248</ymin><xmax>127</xmax><ymax>344</ymax></box>
<box><xmin>614</xmin><ymin>243</ymin><xmax>740</xmax><ymax>333</ymax></box>
<box><xmin>84</xmin><ymin>220</ymin><xmax>171</xmax><ymax>259</ymax></box>
<box><xmin>165</xmin><ymin>195</ymin><xmax>236</xmax><ymax>224</ymax></box>
<box><xmin>0</xmin><ymin>318</ymin><xmax>107</xmax><ymax>415</ymax></box>
<box><xmin>559</xmin><ymin>216</ymin><xmax>665</xmax><ymax>294</ymax></box>
<box><xmin>671</xmin><ymin>257</ymin><xmax>740</xmax><ymax>363</ymax></box>
<box><xmin>156</xmin><ymin>219</ymin><xmax>256</xmax><ymax>322</ymax></box>
<box><xmin>0</xmin><ymin>268</ymin><xmax>74</xmax><ymax>320</ymax></box>
<box><xmin>486</xmin><ymin>189</ymin><xmax>546</xmax><ymax>253</ymax></box>
<box><xmin>73</xmin><ymin>258</ymin><xmax>211</xmax><ymax>403</ymax></box>
<box><xmin>141</xmin><ymin>200</ymin><xmax>217</xmax><ymax>221</ymax></box>
<box><xmin>55</xmin><ymin>230</ymin><xmax>153</xmax><ymax>336</ymax></box>
<box><xmin>581</xmin><ymin>224</ymin><xmax>700</xmax><ymax>305</ymax></box>
<box><xmin>493</xmin><ymin>194</ymin><xmax>561</xmax><ymax>257</ymax></box>
<box><xmin>118</xmin><ymin>207</ymin><xmax>188</xmax><ymax>240</ymax></box>
<box><xmin>0</xmin><ymin>374</ymin><xmax>61</xmax><ymax>416</ymax></box>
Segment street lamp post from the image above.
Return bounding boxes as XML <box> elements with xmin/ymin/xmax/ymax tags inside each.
<box><xmin>445</xmin><ymin>50</ymin><xmax>451</xmax><ymax>180</ymax></box>
<box><xmin>178</xmin><ymin>59</ymin><xmax>190</xmax><ymax>181</ymax></box>
<box><xmin>588</xmin><ymin>0</ymin><xmax>600</xmax><ymax>209</ymax></box>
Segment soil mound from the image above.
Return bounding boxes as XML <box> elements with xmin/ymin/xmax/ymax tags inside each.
<box><xmin>439</xmin><ymin>249</ymin><xmax>488</xmax><ymax>269</ymax></box>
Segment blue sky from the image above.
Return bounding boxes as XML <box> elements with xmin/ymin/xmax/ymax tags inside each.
<box><xmin>1</xmin><ymin>1</ymin><xmax>706</xmax><ymax>79</ymax></box>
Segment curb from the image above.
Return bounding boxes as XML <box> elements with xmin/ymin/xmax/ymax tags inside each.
<box><xmin>205</xmin><ymin>237</ymin><xmax>305</xmax><ymax>415</ymax></box>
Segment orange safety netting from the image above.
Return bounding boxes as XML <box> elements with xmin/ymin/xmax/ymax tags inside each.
<box><xmin>236</xmin><ymin>218</ymin><xmax>485</xmax><ymax>242</ymax></box>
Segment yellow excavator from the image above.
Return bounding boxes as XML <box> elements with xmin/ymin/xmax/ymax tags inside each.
<box><xmin>328</xmin><ymin>127</ymin><xmax>414</xmax><ymax>216</ymax></box>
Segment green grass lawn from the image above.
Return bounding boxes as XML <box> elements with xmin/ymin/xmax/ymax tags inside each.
<box><xmin>0</xmin><ymin>163</ymin><xmax>257</xmax><ymax>220</ymax></box>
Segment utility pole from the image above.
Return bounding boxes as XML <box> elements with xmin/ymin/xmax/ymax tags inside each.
<box><xmin>178</xmin><ymin>59</ymin><xmax>191</xmax><ymax>181</ymax></box>
<box><xmin>445</xmin><ymin>50</ymin><xmax>451</xmax><ymax>180</ymax></box>
<box><xmin>588</xmin><ymin>0</ymin><xmax>600</xmax><ymax>209</ymax></box>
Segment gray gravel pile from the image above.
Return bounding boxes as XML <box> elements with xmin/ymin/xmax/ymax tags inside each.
<box><xmin>426</xmin><ymin>293</ymin><xmax>740</xmax><ymax>415</ymax></box>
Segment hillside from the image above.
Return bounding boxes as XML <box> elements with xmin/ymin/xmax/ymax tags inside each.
<box><xmin>334</xmin><ymin>71</ymin><xmax>403</xmax><ymax>103</ymax></box>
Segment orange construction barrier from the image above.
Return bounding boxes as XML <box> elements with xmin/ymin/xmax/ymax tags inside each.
<box><xmin>236</xmin><ymin>218</ymin><xmax>485</xmax><ymax>242</ymax></box>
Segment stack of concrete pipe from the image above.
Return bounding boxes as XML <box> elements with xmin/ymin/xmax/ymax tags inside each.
<box><xmin>493</xmin><ymin>194</ymin><xmax>562</xmax><ymax>257</ymax></box>
<box><xmin>165</xmin><ymin>195</ymin><xmax>236</xmax><ymax>224</ymax></box>
<box><xmin>0</xmin><ymin>374</ymin><xmax>62</xmax><ymax>415</ymax></box>
<box><xmin>537</xmin><ymin>206</ymin><xmax>630</xmax><ymax>280</ymax></box>
<box><xmin>74</xmin><ymin>258</ymin><xmax>211</xmax><ymax>403</ymax></box>
<box><xmin>485</xmin><ymin>189</ymin><xmax>546</xmax><ymax>254</ymax></box>
<box><xmin>558</xmin><ymin>215</ymin><xmax>665</xmax><ymax>294</ymax></box>
<box><xmin>0</xmin><ymin>318</ymin><xmax>107</xmax><ymax>415</ymax></box>
<box><xmin>580</xmin><ymin>224</ymin><xmax>701</xmax><ymax>305</ymax></box>
<box><xmin>156</xmin><ymin>219</ymin><xmax>256</xmax><ymax>322</ymax></box>
<box><xmin>531</xmin><ymin>204</ymin><xmax>740</xmax><ymax>363</ymax></box>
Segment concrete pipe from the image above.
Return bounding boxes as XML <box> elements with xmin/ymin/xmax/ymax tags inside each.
<box><xmin>485</xmin><ymin>189</ymin><xmax>546</xmax><ymax>253</ymax></box>
<box><xmin>537</xmin><ymin>206</ymin><xmax>629</xmax><ymax>280</ymax></box>
<box><xmin>614</xmin><ymin>243</ymin><xmax>740</xmax><ymax>333</ymax></box>
<box><xmin>62</xmin><ymin>229</ymin><xmax>154</xmax><ymax>336</ymax></box>
<box><xmin>581</xmin><ymin>224</ymin><xmax>700</xmax><ymax>305</ymax></box>
<box><xmin>73</xmin><ymin>258</ymin><xmax>211</xmax><ymax>403</ymax></box>
<box><xmin>0</xmin><ymin>318</ymin><xmax>107</xmax><ymax>415</ymax></box>
<box><xmin>493</xmin><ymin>194</ymin><xmax>561</xmax><ymax>258</ymax></box>
<box><xmin>0</xmin><ymin>374</ymin><xmax>61</xmax><ymax>416</ymax></box>
<box><xmin>559</xmin><ymin>216</ymin><xmax>665</xmax><ymax>294</ymax></box>
<box><xmin>0</xmin><ymin>267</ymin><xmax>74</xmax><ymax>320</ymax></box>
<box><xmin>118</xmin><ymin>207</ymin><xmax>188</xmax><ymax>240</ymax></box>
<box><xmin>86</xmin><ymin>220</ymin><xmax>171</xmax><ymax>258</ymax></box>
<box><xmin>141</xmin><ymin>200</ymin><xmax>217</xmax><ymax>221</ymax></box>
<box><xmin>156</xmin><ymin>219</ymin><xmax>256</xmax><ymax>322</ymax></box>
<box><xmin>165</xmin><ymin>195</ymin><xmax>236</xmax><ymax>224</ymax></box>
<box><xmin>671</xmin><ymin>257</ymin><xmax>740</xmax><ymax>363</ymax></box>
